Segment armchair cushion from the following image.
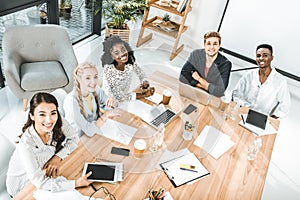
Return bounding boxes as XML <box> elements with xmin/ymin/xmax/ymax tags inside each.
<box><xmin>21</xmin><ymin>61</ymin><xmax>68</xmax><ymax>91</ymax></box>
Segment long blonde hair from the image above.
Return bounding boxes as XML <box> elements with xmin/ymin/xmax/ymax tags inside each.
<box><xmin>74</xmin><ymin>62</ymin><xmax>102</xmax><ymax>119</ymax></box>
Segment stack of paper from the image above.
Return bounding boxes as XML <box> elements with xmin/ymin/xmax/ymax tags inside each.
<box><xmin>193</xmin><ymin>125</ymin><xmax>235</xmax><ymax>159</ymax></box>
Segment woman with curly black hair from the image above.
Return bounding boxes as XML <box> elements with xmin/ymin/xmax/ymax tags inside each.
<box><xmin>101</xmin><ymin>35</ymin><xmax>155</xmax><ymax>102</ymax></box>
<box><xmin>6</xmin><ymin>92</ymin><xmax>92</xmax><ymax>197</ymax></box>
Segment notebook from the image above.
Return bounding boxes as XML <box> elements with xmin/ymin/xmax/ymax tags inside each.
<box><xmin>178</xmin><ymin>81</ymin><xmax>212</xmax><ymax>106</ymax></box>
<box><xmin>120</xmin><ymin>100</ymin><xmax>180</xmax><ymax>130</ymax></box>
<box><xmin>246</xmin><ymin>109</ymin><xmax>267</xmax><ymax>130</ymax></box>
<box><xmin>159</xmin><ymin>153</ymin><xmax>210</xmax><ymax>187</ymax></box>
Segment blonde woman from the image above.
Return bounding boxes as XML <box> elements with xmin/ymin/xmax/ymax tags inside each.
<box><xmin>63</xmin><ymin>62</ymin><xmax>115</xmax><ymax>137</ymax></box>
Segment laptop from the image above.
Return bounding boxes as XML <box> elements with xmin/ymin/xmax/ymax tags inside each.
<box><xmin>120</xmin><ymin>100</ymin><xmax>180</xmax><ymax>129</ymax></box>
<box><xmin>178</xmin><ymin>81</ymin><xmax>212</xmax><ymax>105</ymax></box>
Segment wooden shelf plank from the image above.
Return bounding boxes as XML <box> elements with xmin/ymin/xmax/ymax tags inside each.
<box><xmin>144</xmin><ymin>16</ymin><xmax>187</xmax><ymax>38</ymax></box>
<box><xmin>149</xmin><ymin>0</ymin><xmax>191</xmax><ymax>16</ymax></box>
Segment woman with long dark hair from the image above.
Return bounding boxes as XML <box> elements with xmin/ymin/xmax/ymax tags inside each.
<box><xmin>6</xmin><ymin>92</ymin><xmax>91</xmax><ymax>197</ymax></box>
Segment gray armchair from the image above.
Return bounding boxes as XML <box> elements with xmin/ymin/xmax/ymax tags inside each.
<box><xmin>2</xmin><ymin>24</ymin><xmax>78</xmax><ymax>111</ymax></box>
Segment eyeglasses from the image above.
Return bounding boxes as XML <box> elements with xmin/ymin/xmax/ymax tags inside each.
<box><xmin>89</xmin><ymin>185</ymin><xmax>116</xmax><ymax>200</ymax></box>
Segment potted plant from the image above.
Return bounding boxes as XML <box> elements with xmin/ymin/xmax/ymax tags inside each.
<box><xmin>95</xmin><ymin>0</ymin><xmax>147</xmax><ymax>41</ymax></box>
<box><xmin>59</xmin><ymin>0</ymin><xmax>72</xmax><ymax>19</ymax></box>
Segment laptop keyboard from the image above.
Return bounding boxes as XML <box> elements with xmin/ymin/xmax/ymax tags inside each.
<box><xmin>150</xmin><ymin>109</ymin><xmax>176</xmax><ymax>127</ymax></box>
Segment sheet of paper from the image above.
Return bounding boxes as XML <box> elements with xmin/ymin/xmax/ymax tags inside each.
<box><xmin>33</xmin><ymin>189</ymin><xmax>89</xmax><ymax>200</ymax></box>
<box><xmin>156</xmin><ymin>148</ymin><xmax>190</xmax><ymax>169</ymax></box>
<box><xmin>99</xmin><ymin>119</ymin><xmax>137</xmax><ymax>145</ymax></box>
<box><xmin>239</xmin><ymin>114</ymin><xmax>277</xmax><ymax>136</ymax></box>
<box><xmin>193</xmin><ymin>125</ymin><xmax>235</xmax><ymax>159</ymax></box>
<box><xmin>146</xmin><ymin>92</ymin><xmax>163</xmax><ymax>104</ymax></box>
<box><xmin>119</xmin><ymin>100</ymin><xmax>153</xmax><ymax>121</ymax></box>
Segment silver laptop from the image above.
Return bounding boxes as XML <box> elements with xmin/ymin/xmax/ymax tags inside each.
<box><xmin>178</xmin><ymin>81</ymin><xmax>212</xmax><ymax>105</ymax></box>
<box><xmin>120</xmin><ymin>100</ymin><xmax>180</xmax><ymax>129</ymax></box>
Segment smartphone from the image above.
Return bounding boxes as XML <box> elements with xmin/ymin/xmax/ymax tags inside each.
<box><xmin>111</xmin><ymin>147</ymin><xmax>130</xmax><ymax>156</ymax></box>
<box><xmin>183</xmin><ymin>104</ymin><xmax>197</xmax><ymax>115</ymax></box>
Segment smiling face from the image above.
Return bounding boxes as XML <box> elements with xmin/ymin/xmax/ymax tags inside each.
<box><xmin>204</xmin><ymin>37</ymin><xmax>221</xmax><ymax>58</ymax></box>
<box><xmin>256</xmin><ymin>47</ymin><xmax>273</xmax><ymax>69</ymax></box>
<box><xmin>30</xmin><ymin>102</ymin><xmax>58</xmax><ymax>135</ymax></box>
<box><xmin>110</xmin><ymin>43</ymin><xmax>128</xmax><ymax>66</ymax></box>
<box><xmin>78</xmin><ymin>67</ymin><xmax>98</xmax><ymax>96</ymax></box>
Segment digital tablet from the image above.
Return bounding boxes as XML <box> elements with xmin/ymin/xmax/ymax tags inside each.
<box><xmin>82</xmin><ymin>162</ymin><xmax>118</xmax><ymax>183</ymax></box>
<box><xmin>246</xmin><ymin>109</ymin><xmax>267</xmax><ymax>130</ymax></box>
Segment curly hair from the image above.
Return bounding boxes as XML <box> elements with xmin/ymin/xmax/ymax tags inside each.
<box><xmin>101</xmin><ymin>35</ymin><xmax>136</xmax><ymax>67</ymax></box>
<box><xmin>73</xmin><ymin>62</ymin><xmax>102</xmax><ymax>119</ymax></box>
<box><xmin>21</xmin><ymin>92</ymin><xmax>65</xmax><ymax>153</ymax></box>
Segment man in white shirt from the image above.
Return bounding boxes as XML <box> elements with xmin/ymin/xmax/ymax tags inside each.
<box><xmin>232</xmin><ymin>44</ymin><xmax>290</xmax><ymax>118</ymax></box>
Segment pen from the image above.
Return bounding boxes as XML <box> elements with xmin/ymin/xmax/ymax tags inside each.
<box><xmin>241</xmin><ymin>114</ymin><xmax>245</xmax><ymax>124</ymax></box>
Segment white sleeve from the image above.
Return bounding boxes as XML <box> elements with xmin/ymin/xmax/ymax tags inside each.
<box><xmin>56</xmin><ymin>117</ymin><xmax>79</xmax><ymax>160</ymax></box>
<box><xmin>18</xmin><ymin>143</ymin><xmax>75</xmax><ymax>192</ymax></box>
<box><xmin>272</xmin><ymin>80</ymin><xmax>291</xmax><ymax>118</ymax></box>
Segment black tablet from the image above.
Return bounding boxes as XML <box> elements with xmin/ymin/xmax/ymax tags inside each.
<box><xmin>246</xmin><ymin>109</ymin><xmax>267</xmax><ymax>130</ymax></box>
<box><xmin>82</xmin><ymin>162</ymin><xmax>117</xmax><ymax>183</ymax></box>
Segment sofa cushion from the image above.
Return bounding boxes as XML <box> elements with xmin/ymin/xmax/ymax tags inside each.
<box><xmin>20</xmin><ymin>61</ymin><xmax>69</xmax><ymax>91</ymax></box>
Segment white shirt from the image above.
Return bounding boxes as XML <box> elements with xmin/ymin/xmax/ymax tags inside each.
<box><xmin>63</xmin><ymin>86</ymin><xmax>108</xmax><ymax>137</ymax></box>
<box><xmin>6</xmin><ymin>118</ymin><xmax>79</xmax><ymax>196</ymax></box>
<box><xmin>232</xmin><ymin>68</ymin><xmax>290</xmax><ymax>118</ymax></box>
<box><xmin>102</xmin><ymin>62</ymin><xmax>146</xmax><ymax>102</ymax></box>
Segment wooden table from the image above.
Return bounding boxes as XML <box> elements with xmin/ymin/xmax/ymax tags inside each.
<box><xmin>13</xmin><ymin>71</ymin><xmax>279</xmax><ymax>200</ymax></box>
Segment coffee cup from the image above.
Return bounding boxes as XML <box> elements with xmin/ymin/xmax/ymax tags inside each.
<box><xmin>134</xmin><ymin>139</ymin><xmax>146</xmax><ymax>158</ymax></box>
<box><xmin>219</xmin><ymin>96</ymin><xmax>230</xmax><ymax>111</ymax></box>
<box><xmin>162</xmin><ymin>89</ymin><xmax>172</xmax><ymax>105</ymax></box>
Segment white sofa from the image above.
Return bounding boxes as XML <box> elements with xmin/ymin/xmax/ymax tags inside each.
<box><xmin>0</xmin><ymin>133</ymin><xmax>15</xmax><ymax>199</ymax></box>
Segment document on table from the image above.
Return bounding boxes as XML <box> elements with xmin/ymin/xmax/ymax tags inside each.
<box><xmin>33</xmin><ymin>189</ymin><xmax>89</xmax><ymax>200</ymax></box>
<box><xmin>146</xmin><ymin>92</ymin><xmax>163</xmax><ymax>104</ymax></box>
<box><xmin>159</xmin><ymin>152</ymin><xmax>209</xmax><ymax>187</ymax></box>
<box><xmin>193</xmin><ymin>125</ymin><xmax>235</xmax><ymax>159</ymax></box>
<box><xmin>239</xmin><ymin>114</ymin><xmax>277</xmax><ymax>136</ymax></box>
<box><xmin>99</xmin><ymin>118</ymin><xmax>137</xmax><ymax>145</ymax></box>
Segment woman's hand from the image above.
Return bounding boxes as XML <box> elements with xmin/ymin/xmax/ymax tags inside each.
<box><xmin>105</xmin><ymin>97</ymin><xmax>117</xmax><ymax>108</ymax></box>
<box><xmin>75</xmin><ymin>171</ymin><xmax>93</xmax><ymax>188</ymax></box>
<box><xmin>137</xmin><ymin>87</ymin><xmax>155</xmax><ymax>99</ymax></box>
<box><xmin>95</xmin><ymin>113</ymin><xmax>108</xmax><ymax>128</ymax></box>
<box><xmin>42</xmin><ymin>155</ymin><xmax>62</xmax><ymax>178</ymax></box>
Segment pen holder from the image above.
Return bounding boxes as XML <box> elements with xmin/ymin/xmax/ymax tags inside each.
<box><xmin>148</xmin><ymin>187</ymin><xmax>166</xmax><ymax>200</ymax></box>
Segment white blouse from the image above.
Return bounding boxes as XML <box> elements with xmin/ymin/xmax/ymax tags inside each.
<box><xmin>232</xmin><ymin>68</ymin><xmax>290</xmax><ymax>118</ymax></box>
<box><xmin>6</xmin><ymin>118</ymin><xmax>79</xmax><ymax>197</ymax></box>
<box><xmin>63</xmin><ymin>86</ymin><xmax>108</xmax><ymax>137</ymax></box>
<box><xmin>102</xmin><ymin>62</ymin><xmax>146</xmax><ymax>102</ymax></box>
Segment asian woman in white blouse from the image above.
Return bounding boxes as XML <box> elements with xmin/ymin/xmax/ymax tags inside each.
<box><xmin>6</xmin><ymin>92</ymin><xmax>92</xmax><ymax>197</ymax></box>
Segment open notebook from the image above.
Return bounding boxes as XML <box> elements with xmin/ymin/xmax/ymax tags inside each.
<box><xmin>159</xmin><ymin>152</ymin><xmax>210</xmax><ymax>187</ymax></box>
